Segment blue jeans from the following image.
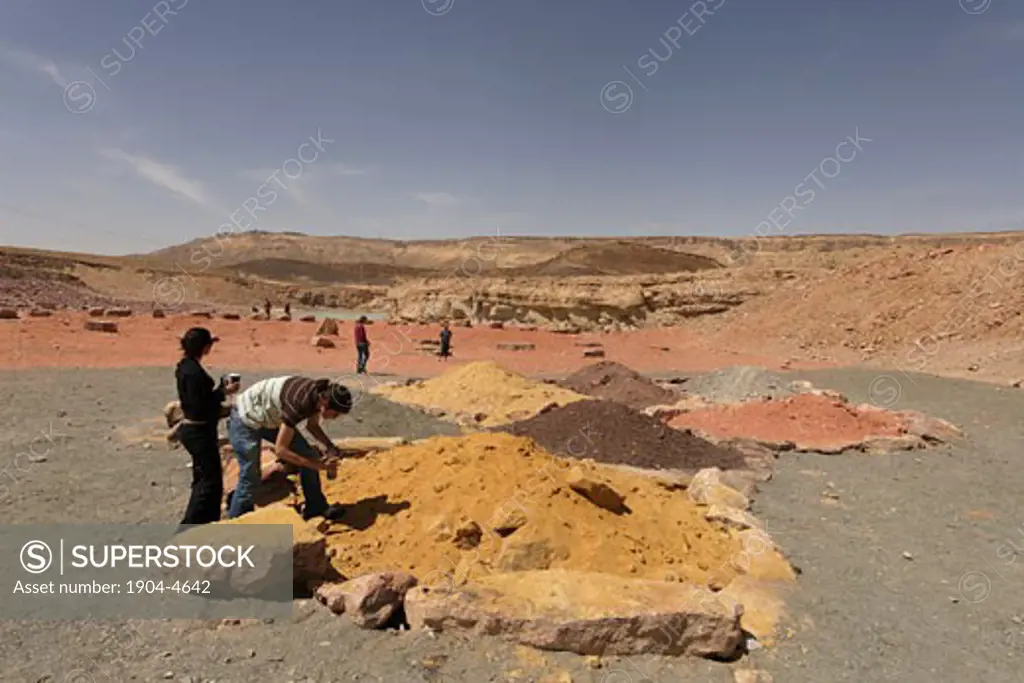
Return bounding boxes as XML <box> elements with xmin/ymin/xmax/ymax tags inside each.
<box><xmin>226</xmin><ymin>407</ymin><xmax>329</xmax><ymax>519</ymax></box>
<box><xmin>356</xmin><ymin>343</ymin><xmax>370</xmax><ymax>374</ymax></box>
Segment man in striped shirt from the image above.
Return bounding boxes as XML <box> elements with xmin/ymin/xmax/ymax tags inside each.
<box><xmin>227</xmin><ymin>376</ymin><xmax>351</xmax><ymax>520</ymax></box>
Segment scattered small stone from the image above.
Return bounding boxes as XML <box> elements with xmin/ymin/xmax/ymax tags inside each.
<box><xmin>453</xmin><ymin>520</ymin><xmax>483</xmax><ymax>549</ymax></box>
<box><xmin>152</xmin><ymin>309</ymin><xmax>166</xmax><ymax>318</ymax></box>
<box><xmin>902</xmin><ymin>551</ymin><xmax>914</xmax><ymax>561</ymax></box>
<box><xmin>300</xmin><ymin>315</ymin><xmax>316</xmax><ymax>322</ymax></box>
<box><xmin>733</xmin><ymin>668</ymin><xmax>773</xmax><ymax>683</ymax></box>
<box><xmin>161</xmin><ymin>651</ymin><xmax>173</xmax><ymax>658</ymax></box>
<box><xmin>311</xmin><ymin>336</ymin><xmax>336</xmax><ymax>349</ymax></box>
<box><xmin>278</xmin><ymin>315</ymin><xmax>292</xmax><ymax>322</ymax></box>
<box><xmin>163</xmin><ymin>672</ymin><xmax>174</xmax><ymax>680</ymax></box>
<box><xmin>28</xmin><ymin>309</ymin><xmax>53</xmax><ymax>317</ymax></box>
<box><xmin>56</xmin><ymin>410</ymin><xmax>67</xmax><ymax>418</ymax></box>
<box><xmin>221</xmin><ymin>312</ymin><xmax>241</xmax><ymax>320</ymax></box>
<box><xmin>107</xmin><ymin>308</ymin><xmax>133</xmax><ymax>317</ymax></box>
<box><xmin>88</xmin><ymin>307</ymin><xmax>106</xmax><ymax>317</ymax></box>
<box><xmin>0</xmin><ymin>309</ymin><xmax>17</xmax><ymax>320</ymax></box>
<box><xmin>84</xmin><ymin>320</ymin><xmax>119</xmax><ymax>333</ymax></box>
<box><xmin>489</xmin><ymin>321</ymin><xmax>504</xmax><ymax>329</ymax></box>
<box><xmin>968</xmin><ymin>364</ymin><xmax>980</xmax><ymax>372</ymax></box>
<box><xmin>566</xmin><ymin>467</ymin><xmax>628</xmax><ymax>514</ymax></box>
<box><xmin>497</xmin><ymin>343</ymin><xmax>536</xmax><ymax>351</ymax></box>
<box><xmin>27</xmin><ymin>455</ymin><xmax>46</xmax><ymax>464</ymax></box>
<box><xmin>191</xmin><ymin>311</ymin><xmax>213</xmax><ymax>318</ymax></box>
<box><xmin>268</xmin><ymin>655</ymin><xmax>285</xmax><ymax>662</ymax></box>
<box><xmin>582</xmin><ymin>349</ymin><xmax>605</xmax><ymax>358</ymax></box>
<box><xmin>247</xmin><ymin>649</ymin><xmax>256</xmax><ymax>658</ymax></box>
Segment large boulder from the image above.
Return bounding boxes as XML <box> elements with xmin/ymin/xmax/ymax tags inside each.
<box><xmin>404</xmin><ymin>569</ymin><xmax>744</xmax><ymax>658</ymax></box>
<box><xmin>719</xmin><ymin>576</ymin><xmax>787</xmax><ymax>644</ymax></box>
<box><xmin>28</xmin><ymin>309</ymin><xmax>53</xmax><ymax>317</ymax></box>
<box><xmin>221</xmin><ymin>505</ymin><xmax>334</xmax><ymax>586</ymax></box>
<box><xmin>107</xmin><ymin>308</ymin><xmax>133</xmax><ymax>317</ymax></box>
<box><xmin>687</xmin><ymin>468</ymin><xmax>750</xmax><ymax>510</ymax></box>
<box><xmin>316</xmin><ymin>318</ymin><xmax>339</xmax><ymax>336</ymax></box>
<box><xmin>315</xmin><ymin>571</ymin><xmax>418</xmax><ymax>629</ymax></box>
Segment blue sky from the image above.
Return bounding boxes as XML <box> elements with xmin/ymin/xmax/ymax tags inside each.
<box><xmin>0</xmin><ymin>0</ymin><xmax>1022</xmax><ymax>255</ymax></box>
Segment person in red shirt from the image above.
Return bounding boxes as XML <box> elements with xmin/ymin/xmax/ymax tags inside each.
<box><xmin>354</xmin><ymin>315</ymin><xmax>370</xmax><ymax>374</ymax></box>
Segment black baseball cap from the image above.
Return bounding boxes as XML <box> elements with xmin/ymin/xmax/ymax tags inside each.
<box><xmin>180</xmin><ymin>327</ymin><xmax>219</xmax><ymax>357</ymax></box>
<box><xmin>183</xmin><ymin>327</ymin><xmax>219</xmax><ymax>345</ymax></box>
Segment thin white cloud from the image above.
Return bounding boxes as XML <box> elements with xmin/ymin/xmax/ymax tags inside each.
<box><xmin>415</xmin><ymin>191</ymin><xmax>461</xmax><ymax>208</ymax></box>
<box><xmin>0</xmin><ymin>45</ymin><xmax>68</xmax><ymax>88</ymax></box>
<box><xmin>99</xmin><ymin>147</ymin><xmax>215</xmax><ymax>209</ymax></box>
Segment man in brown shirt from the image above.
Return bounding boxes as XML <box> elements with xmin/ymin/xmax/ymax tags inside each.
<box><xmin>228</xmin><ymin>376</ymin><xmax>351</xmax><ymax>520</ymax></box>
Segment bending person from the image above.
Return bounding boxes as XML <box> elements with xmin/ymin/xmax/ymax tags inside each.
<box><xmin>175</xmin><ymin>327</ymin><xmax>239</xmax><ymax>526</ymax></box>
<box><xmin>227</xmin><ymin>376</ymin><xmax>350</xmax><ymax>520</ymax></box>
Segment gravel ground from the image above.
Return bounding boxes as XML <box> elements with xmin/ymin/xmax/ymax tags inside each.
<box><xmin>1</xmin><ymin>365</ymin><xmax>1022</xmax><ymax>682</ymax></box>
<box><xmin>681</xmin><ymin>365</ymin><xmax>802</xmax><ymax>403</ymax></box>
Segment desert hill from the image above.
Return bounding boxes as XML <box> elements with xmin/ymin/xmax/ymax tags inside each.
<box><xmin>6</xmin><ymin>230</ymin><xmax>1024</xmax><ymax>373</ymax></box>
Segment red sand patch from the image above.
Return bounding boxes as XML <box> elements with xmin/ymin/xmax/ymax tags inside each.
<box><xmin>0</xmin><ymin>312</ymin><xmax>839</xmax><ymax>376</ymax></box>
<box><xmin>668</xmin><ymin>394</ymin><xmax>907</xmax><ymax>452</ymax></box>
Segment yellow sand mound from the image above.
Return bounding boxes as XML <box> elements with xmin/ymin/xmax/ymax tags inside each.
<box><xmin>317</xmin><ymin>432</ymin><xmax>788</xmax><ymax>589</ymax></box>
<box><xmin>372</xmin><ymin>361</ymin><xmax>588</xmax><ymax>427</ymax></box>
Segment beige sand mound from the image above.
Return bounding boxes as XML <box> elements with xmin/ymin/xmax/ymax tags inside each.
<box><xmin>318</xmin><ymin>432</ymin><xmax>791</xmax><ymax>590</ymax></box>
<box><xmin>372</xmin><ymin>361</ymin><xmax>587</xmax><ymax>427</ymax></box>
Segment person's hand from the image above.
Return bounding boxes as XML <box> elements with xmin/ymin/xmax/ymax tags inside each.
<box><xmin>325</xmin><ymin>460</ymin><xmax>339</xmax><ymax>480</ymax></box>
<box><xmin>325</xmin><ymin>444</ymin><xmax>342</xmax><ymax>460</ymax></box>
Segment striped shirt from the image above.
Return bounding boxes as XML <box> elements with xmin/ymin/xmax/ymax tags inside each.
<box><xmin>235</xmin><ymin>376</ymin><xmax>327</xmax><ymax>429</ymax></box>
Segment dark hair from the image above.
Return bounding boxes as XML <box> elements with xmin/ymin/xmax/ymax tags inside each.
<box><xmin>180</xmin><ymin>327</ymin><xmax>218</xmax><ymax>359</ymax></box>
<box><xmin>315</xmin><ymin>380</ymin><xmax>352</xmax><ymax>413</ymax></box>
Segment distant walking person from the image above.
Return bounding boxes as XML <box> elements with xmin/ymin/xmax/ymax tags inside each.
<box><xmin>175</xmin><ymin>327</ymin><xmax>239</xmax><ymax>526</ymax></box>
<box><xmin>284</xmin><ymin>302</ymin><xmax>291</xmax><ymax>317</ymax></box>
<box><xmin>354</xmin><ymin>316</ymin><xmax>370</xmax><ymax>374</ymax></box>
<box><xmin>264</xmin><ymin>299</ymin><xmax>272</xmax><ymax>318</ymax></box>
<box><xmin>439</xmin><ymin>321</ymin><xmax>452</xmax><ymax>361</ymax></box>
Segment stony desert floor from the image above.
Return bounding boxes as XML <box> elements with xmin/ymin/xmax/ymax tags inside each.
<box><xmin>2</xmin><ymin>364</ymin><xmax>1023</xmax><ymax>682</ymax></box>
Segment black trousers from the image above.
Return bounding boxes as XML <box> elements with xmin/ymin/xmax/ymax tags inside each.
<box><xmin>178</xmin><ymin>423</ymin><xmax>224</xmax><ymax>526</ymax></box>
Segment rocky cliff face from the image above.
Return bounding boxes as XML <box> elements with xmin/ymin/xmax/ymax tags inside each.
<box><xmin>385</xmin><ymin>274</ymin><xmax>756</xmax><ymax>332</ymax></box>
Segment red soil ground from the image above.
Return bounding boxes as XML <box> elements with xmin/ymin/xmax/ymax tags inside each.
<box><xmin>668</xmin><ymin>394</ymin><xmax>907</xmax><ymax>451</ymax></box>
<box><xmin>0</xmin><ymin>313</ymin><xmax>840</xmax><ymax>377</ymax></box>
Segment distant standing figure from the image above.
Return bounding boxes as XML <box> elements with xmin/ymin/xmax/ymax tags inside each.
<box><xmin>439</xmin><ymin>321</ymin><xmax>452</xmax><ymax>361</ymax></box>
<box><xmin>264</xmin><ymin>299</ymin><xmax>272</xmax><ymax>318</ymax></box>
<box><xmin>354</xmin><ymin>315</ymin><xmax>370</xmax><ymax>374</ymax></box>
<box><xmin>284</xmin><ymin>302</ymin><xmax>291</xmax><ymax>317</ymax></box>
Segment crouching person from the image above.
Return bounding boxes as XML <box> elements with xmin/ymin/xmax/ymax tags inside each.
<box><xmin>227</xmin><ymin>376</ymin><xmax>350</xmax><ymax>521</ymax></box>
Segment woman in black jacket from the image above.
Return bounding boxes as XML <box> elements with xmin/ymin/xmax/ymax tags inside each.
<box><xmin>175</xmin><ymin>327</ymin><xmax>239</xmax><ymax>525</ymax></box>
